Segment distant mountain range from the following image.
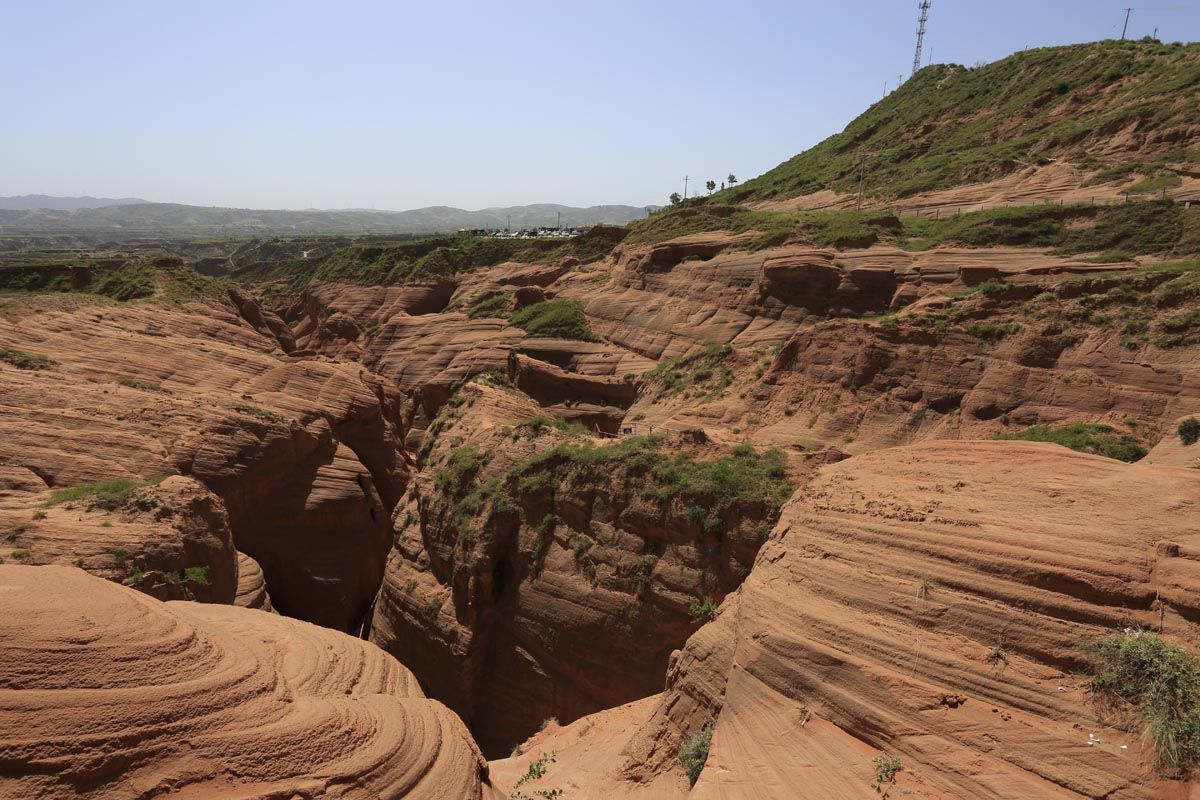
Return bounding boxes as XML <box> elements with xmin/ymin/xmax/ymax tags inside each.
<box><xmin>0</xmin><ymin>198</ymin><xmax>657</xmax><ymax>236</ymax></box>
<box><xmin>0</xmin><ymin>195</ymin><xmax>150</xmax><ymax>211</ymax></box>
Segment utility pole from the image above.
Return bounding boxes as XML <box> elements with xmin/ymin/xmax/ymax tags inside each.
<box><xmin>912</xmin><ymin>0</ymin><xmax>931</xmax><ymax>77</ymax></box>
<box><xmin>1121</xmin><ymin>7</ymin><xmax>1133</xmax><ymax>39</ymax></box>
<box><xmin>557</xmin><ymin>210</ymin><xmax>561</xmax><ymax>230</ymax></box>
<box><xmin>506</xmin><ymin>214</ymin><xmax>511</xmax><ymax>232</ymax></box>
<box><xmin>683</xmin><ymin>175</ymin><xmax>689</xmax><ymax>199</ymax></box>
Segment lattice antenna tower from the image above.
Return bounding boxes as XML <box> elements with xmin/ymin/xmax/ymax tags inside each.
<box><xmin>912</xmin><ymin>1</ymin><xmax>931</xmax><ymax>78</ymax></box>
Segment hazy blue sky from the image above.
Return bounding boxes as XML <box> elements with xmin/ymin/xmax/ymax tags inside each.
<box><xmin>4</xmin><ymin>1</ymin><xmax>1197</xmax><ymax>210</ymax></box>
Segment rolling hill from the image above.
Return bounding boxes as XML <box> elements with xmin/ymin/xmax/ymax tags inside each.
<box><xmin>0</xmin><ymin>201</ymin><xmax>655</xmax><ymax>237</ymax></box>
<box><xmin>725</xmin><ymin>38</ymin><xmax>1200</xmax><ymax>203</ymax></box>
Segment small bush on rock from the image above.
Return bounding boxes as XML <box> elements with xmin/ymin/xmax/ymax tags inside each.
<box><xmin>871</xmin><ymin>754</ymin><xmax>902</xmax><ymax>794</ymax></box>
<box><xmin>678</xmin><ymin>726</ymin><xmax>712</xmax><ymax>786</ymax></box>
<box><xmin>1179</xmin><ymin>417</ymin><xmax>1200</xmax><ymax>446</ymax></box>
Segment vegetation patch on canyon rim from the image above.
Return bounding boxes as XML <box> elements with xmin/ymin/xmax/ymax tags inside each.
<box><xmin>42</xmin><ymin>477</ymin><xmax>165</xmax><ymax>509</ymax></box>
<box><xmin>0</xmin><ymin>348</ymin><xmax>57</xmax><ymax>370</ymax></box>
<box><xmin>995</xmin><ymin>422</ymin><xmax>1146</xmax><ymax>462</ymax></box>
<box><xmin>508</xmin><ymin>299</ymin><xmax>599</xmax><ymax>341</ymax></box>
<box><xmin>509</xmin><ymin>436</ymin><xmax>793</xmax><ymax>513</ymax></box>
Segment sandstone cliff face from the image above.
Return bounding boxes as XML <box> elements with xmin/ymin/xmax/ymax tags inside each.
<box><xmin>0</xmin><ymin>565</ymin><xmax>497</xmax><ymax>799</ymax></box>
<box><xmin>0</xmin><ymin>294</ymin><xmax>408</xmax><ymax>631</ymax></box>
<box><xmin>557</xmin><ymin>231</ymin><xmax>1131</xmax><ymax>359</ymax></box>
<box><xmin>495</xmin><ymin>441</ymin><xmax>1200</xmax><ymax>798</ymax></box>
<box><xmin>628</xmin><ymin>268</ymin><xmax>1200</xmax><ymax>455</ymax></box>
<box><xmin>0</xmin><ymin>475</ymin><xmax>236</xmax><ymax>604</ymax></box>
<box><xmin>233</xmin><ymin>550</ymin><xmax>274</xmax><ymax>611</ymax></box>
<box><xmin>367</xmin><ymin>382</ymin><xmax>819</xmax><ymax>755</ymax></box>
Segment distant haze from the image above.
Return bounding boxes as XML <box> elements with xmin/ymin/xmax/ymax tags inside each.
<box><xmin>4</xmin><ymin>1</ymin><xmax>1199</xmax><ymax>210</ymax></box>
<box><xmin>0</xmin><ymin>200</ymin><xmax>656</xmax><ymax>236</ymax></box>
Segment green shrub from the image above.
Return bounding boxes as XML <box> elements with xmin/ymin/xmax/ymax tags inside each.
<box><xmin>1155</xmin><ymin>277</ymin><xmax>1194</xmax><ymax>306</ymax></box>
<box><xmin>871</xmin><ymin>754</ymin><xmax>903</xmax><ymax>794</ymax></box>
<box><xmin>423</xmin><ymin>597</ymin><xmax>444</xmax><ymax>620</ymax></box>
<box><xmin>435</xmin><ymin>446</ymin><xmax>484</xmax><ymax>495</ymax></box>
<box><xmin>474</xmin><ymin>369</ymin><xmax>517</xmax><ymax>392</ymax></box>
<box><xmin>620</xmin><ymin>554</ymin><xmax>652</xmax><ymax>597</ymax></box>
<box><xmin>678</xmin><ymin>727</ymin><xmax>712</xmax><ymax>786</ymax></box>
<box><xmin>0</xmin><ymin>348</ymin><xmax>57</xmax><ymax>370</ymax></box>
<box><xmin>466</xmin><ymin>289</ymin><xmax>514</xmax><ymax>319</ymax></box>
<box><xmin>183</xmin><ymin>566</ymin><xmax>210</xmax><ymax>585</ymax></box>
<box><xmin>954</xmin><ymin>278</ymin><xmax>1009</xmax><ymax>297</ymax></box>
<box><xmin>517</xmin><ymin>416</ymin><xmax>588</xmax><ymax>436</ymax></box>
<box><xmin>644</xmin><ymin>344</ymin><xmax>734</xmax><ymax>397</ymax></box>
<box><xmin>1155</xmin><ymin>309</ymin><xmax>1200</xmax><ymax>348</ymax></box>
<box><xmin>1180</xmin><ymin>417</ymin><xmax>1200</xmax><ymax>446</ymax></box>
<box><xmin>225</xmin><ymin>402</ymin><xmax>285</xmax><ymax>423</ymax></box>
<box><xmin>689</xmin><ymin>596</ymin><xmax>718</xmax><ymax>623</ymax></box>
<box><xmin>1086</xmin><ymin>632</ymin><xmax>1200</xmax><ymax>777</ymax></box>
<box><xmin>509</xmin><ymin>300</ymin><xmax>599</xmax><ymax>341</ymax></box>
<box><xmin>797</xmin><ymin>211</ymin><xmax>879</xmax><ymax>249</ymax></box>
<box><xmin>509</xmin><ymin>437</ymin><xmax>792</xmax><ymax>514</ymax></box>
<box><xmin>1058</xmin><ymin>200</ymin><xmax>1184</xmax><ymax>256</ymax></box>
<box><xmin>963</xmin><ymin>321</ymin><xmax>1019</xmax><ymax>340</ymax></box>
<box><xmin>117</xmin><ymin>377</ymin><xmax>166</xmax><ymax>393</ymax></box>
<box><xmin>996</xmin><ymin>423</ymin><xmax>1147</xmax><ymax>462</ymax></box>
<box><xmin>512</xmin><ymin>751</ymin><xmax>557</xmax><ymax>791</ymax></box>
<box><xmin>685</xmin><ymin>505</ymin><xmax>724</xmax><ymax>536</ymax></box>
<box><xmin>89</xmin><ymin>266</ymin><xmax>156</xmax><ymax>301</ymax></box>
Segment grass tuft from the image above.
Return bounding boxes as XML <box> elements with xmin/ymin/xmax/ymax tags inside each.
<box><xmin>1086</xmin><ymin>631</ymin><xmax>1200</xmax><ymax>778</ymax></box>
<box><xmin>43</xmin><ymin>479</ymin><xmax>151</xmax><ymax>509</ymax></box>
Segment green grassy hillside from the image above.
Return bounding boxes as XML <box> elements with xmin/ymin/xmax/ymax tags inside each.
<box><xmin>626</xmin><ymin>198</ymin><xmax>1200</xmax><ymax>259</ymax></box>
<box><xmin>726</xmin><ymin>39</ymin><xmax>1199</xmax><ymax>203</ymax></box>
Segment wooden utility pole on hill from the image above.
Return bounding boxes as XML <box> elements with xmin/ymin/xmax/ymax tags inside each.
<box><xmin>1121</xmin><ymin>7</ymin><xmax>1133</xmax><ymax>39</ymax></box>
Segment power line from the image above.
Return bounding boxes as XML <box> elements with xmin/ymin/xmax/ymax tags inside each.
<box><xmin>912</xmin><ymin>1</ymin><xmax>931</xmax><ymax>77</ymax></box>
